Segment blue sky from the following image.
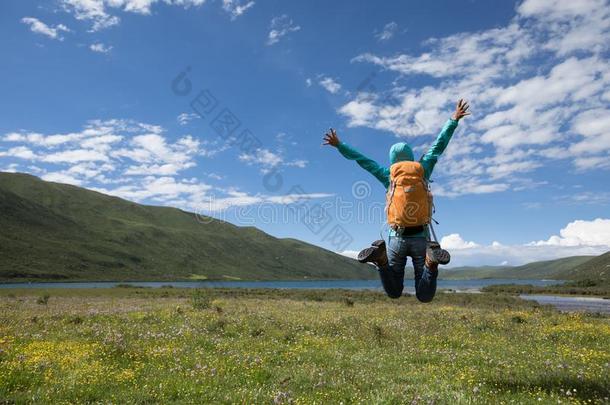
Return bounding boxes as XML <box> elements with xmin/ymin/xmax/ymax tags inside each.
<box><xmin>1</xmin><ymin>0</ymin><xmax>609</xmax><ymax>266</ymax></box>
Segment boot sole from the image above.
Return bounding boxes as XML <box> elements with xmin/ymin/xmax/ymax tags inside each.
<box><xmin>358</xmin><ymin>246</ymin><xmax>379</xmax><ymax>263</ymax></box>
<box><xmin>371</xmin><ymin>240</ymin><xmax>385</xmax><ymax>248</ymax></box>
<box><xmin>427</xmin><ymin>248</ymin><xmax>451</xmax><ymax>265</ymax></box>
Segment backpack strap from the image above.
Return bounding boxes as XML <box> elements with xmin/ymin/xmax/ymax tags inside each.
<box><xmin>385</xmin><ymin>180</ymin><xmax>396</xmax><ymax>217</ymax></box>
<box><xmin>429</xmin><ymin>221</ymin><xmax>438</xmax><ymax>243</ymax></box>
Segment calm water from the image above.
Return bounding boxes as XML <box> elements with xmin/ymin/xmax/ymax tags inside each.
<box><xmin>520</xmin><ymin>294</ymin><xmax>610</xmax><ymax>314</ymax></box>
<box><xmin>0</xmin><ymin>278</ymin><xmax>560</xmax><ymax>291</ymax></box>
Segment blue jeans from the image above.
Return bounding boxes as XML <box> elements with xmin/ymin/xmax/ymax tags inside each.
<box><xmin>377</xmin><ymin>235</ymin><xmax>437</xmax><ymax>302</ymax></box>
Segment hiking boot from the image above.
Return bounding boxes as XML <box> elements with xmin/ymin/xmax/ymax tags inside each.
<box><xmin>426</xmin><ymin>241</ymin><xmax>451</xmax><ymax>265</ymax></box>
<box><xmin>425</xmin><ymin>255</ymin><xmax>439</xmax><ymax>274</ymax></box>
<box><xmin>357</xmin><ymin>240</ymin><xmax>388</xmax><ymax>267</ymax></box>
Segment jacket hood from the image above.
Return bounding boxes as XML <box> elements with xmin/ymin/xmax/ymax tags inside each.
<box><xmin>389</xmin><ymin>142</ymin><xmax>414</xmax><ymax>164</ymax></box>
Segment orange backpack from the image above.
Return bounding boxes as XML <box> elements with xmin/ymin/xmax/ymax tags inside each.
<box><xmin>386</xmin><ymin>161</ymin><xmax>432</xmax><ymax>227</ymax></box>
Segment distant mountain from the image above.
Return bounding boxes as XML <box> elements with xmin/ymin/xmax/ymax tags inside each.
<box><xmin>554</xmin><ymin>252</ymin><xmax>610</xmax><ymax>285</ymax></box>
<box><xmin>441</xmin><ymin>256</ymin><xmax>596</xmax><ymax>280</ymax></box>
<box><xmin>0</xmin><ymin>172</ymin><xmax>371</xmax><ymax>282</ymax></box>
<box><xmin>440</xmin><ymin>265</ymin><xmax>510</xmax><ymax>280</ymax></box>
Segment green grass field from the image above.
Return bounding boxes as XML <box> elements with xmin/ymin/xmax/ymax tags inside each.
<box><xmin>1</xmin><ymin>288</ymin><xmax>609</xmax><ymax>404</ymax></box>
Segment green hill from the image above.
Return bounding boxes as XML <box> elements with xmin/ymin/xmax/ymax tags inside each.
<box><xmin>441</xmin><ymin>265</ymin><xmax>510</xmax><ymax>280</ymax></box>
<box><xmin>0</xmin><ymin>172</ymin><xmax>371</xmax><ymax>282</ymax></box>
<box><xmin>554</xmin><ymin>252</ymin><xmax>610</xmax><ymax>285</ymax></box>
<box><xmin>481</xmin><ymin>252</ymin><xmax>610</xmax><ymax>296</ymax></box>
<box><xmin>442</xmin><ymin>256</ymin><xmax>596</xmax><ymax>280</ymax></box>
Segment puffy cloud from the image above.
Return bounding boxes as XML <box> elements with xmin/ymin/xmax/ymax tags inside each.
<box><xmin>338</xmin><ymin>95</ymin><xmax>377</xmax><ymax>127</ymax></box>
<box><xmin>318</xmin><ymin>77</ymin><xmax>342</xmax><ymax>94</ymax></box>
<box><xmin>238</xmin><ymin>148</ymin><xmax>284</xmax><ymax>173</ymax></box>
<box><xmin>1</xmin><ymin>119</ymin><xmax>197</xmax><ymax>179</ymax></box>
<box><xmin>375</xmin><ymin>22</ymin><xmax>398</xmax><ymax>42</ymax></box>
<box><xmin>21</xmin><ymin>17</ymin><xmax>70</xmax><ymax>40</ymax></box>
<box><xmin>1</xmin><ymin>119</ymin><xmax>327</xmax><ymax>213</ymax></box>
<box><xmin>531</xmin><ymin>218</ymin><xmax>610</xmax><ymax>247</ymax></box>
<box><xmin>60</xmin><ymin>0</ymin><xmax>120</xmax><ymax>31</ymax></box>
<box><xmin>42</xmin><ymin>149</ymin><xmax>109</xmax><ymax>163</ymax></box>
<box><xmin>267</xmin><ymin>15</ymin><xmax>300</xmax><ymax>46</ymax></box>
<box><xmin>432</xmin><ymin>179</ymin><xmax>509</xmax><ymax>198</ymax></box>
<box><xmin>339</xmin><ymin>250</ymin><xmax>359</xmax><ymax>260</ymax></box>
<box><xmin>238</xmin><ymin>142</ymin><xmax>308</xmax><ymax>173</ymax></box>
<box><xmin>60</xmin><ymin>0</ymin><xmax>206</xmax><ymax>31</ymax></box>
<box><xmin>95</xmin><ymin>175</ymin><xmax>212</xmax><ymax>201</ymax></box>
<box><xmin>222</xmin><ymin>0</ymin><xmax>255</xmax><ymax>20</ymax></box>
<box><xmin>440</xmin><ymin>233</ymin><xmax>480</xmax><ymax>249</ymax></box>
<box><xmin>570</xmin><ymin>108</ymin><xmax>610</xmax><ymax>158</ymax></box>
<box><xmin>177</xmin><ymin>112</ymin><xmax>199</xmax><ymax>126</ymax></box>
<box><xmin>439</xmin><ymin>218</ymin><xmax>610</xmax><ymax>266</ymax></box>
<box><xmin>0</xmin><ymin>146</ymin><xmax>38</xmax><ymax>160</ymax></box>
<box><xmin>89</xmin><ymin>43</ymin><xmax>112</xmax><ymax>53</ymax></box>
<box><xmin>41</xmin><ymin>171</ymin><xmax>84</xmax><ymax>186</ymax></box>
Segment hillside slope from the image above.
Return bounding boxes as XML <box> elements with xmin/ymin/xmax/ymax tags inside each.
<box><xmin>555</xmin><ymin>252</ymin><xmax>610</xmax><ymax>284</ymax></box>
<box><xmin>442</xmin><ymin>256</ymin><xmax>595</xmax><ymax>280</ymax></box>
<box><xmin>0</xmin><ymin>172</ymin><xmax>371</xmax><ymax>282</ymax></box>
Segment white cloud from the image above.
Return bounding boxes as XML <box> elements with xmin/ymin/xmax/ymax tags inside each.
<box><xmin>43</xmin><ymin>149</ymin><xmax>109</xmax><ymax>164</ymax></box>
<box><xmin>1</xmin><ymin>163</ymin><xmax>20</xmax><ymax>173</ymax></box>
<box><xmin>239</xmin><ymin>148</ymin><xmax>283</xmax><ymax>169</ymax></box>
<box><xmin>440</xmin><ymin>233</ymin><xmax>480</xmax><ymax>249</ymax></box>
<box><xmin>222</xmin><ymin>0</ymin><xmax>255</xmax><ymax>20</ymax></box>
<box><xmin>318</xmin><ymin>76</ymin><xmax>341</xmax><ymax>94</ymax></box>
<box><xmin>206</xmin><ymin>172</ymin><xmax>223</xmax><ymax>180</ymax></box>
<box><xmin>177</xmin><ymin>112</ymin><xmax>199</xmax><ymax>126</ymax></box>
<box><xmin>89</xmin><ymin>42</ymin><xmax>112</xmax><ymax>53</ymax></box>
<box><xmin>0</xmin><ymin>146</ymin><xmax>38</xmax><ymax>160</ymax></box>
<box><xmin>286</xmin><ymin>159</ymin><xmax>307</xmax><ymax>168</ymax></box>
<box><xmin>1</xmin><ymin>119</ymin><xmax>327</xmax><ymax>213</ymax></box>
<box><xmin>60</xmin><ymin>0</ymin><xmax>206</xmax><ymax>31</ymax></box>
<box><xmin>340</xmin><ymin>0</ymin><xmax>610</xmax><ymax>197</ymax></box>
<box><xmin>238</xmin><ymin>146</ymin><xmax>308</xmax><ymax>173</ymax></box>
<box><xmin>440</xmin><ymin>218</ymin><xmax>610</xmax><ymax>267</ymax></box>
<box><xmin>41</xmin><ymin>171</ymin><xmax>84</xmax><ymax>186</ymax></box>
<box><xmin>339</xmin><ymin>250</ymin><xmax>359</xmax><ymax>260</ymax></box>
<box><xmin>432</xmin><ymin>178</ymin><xmax>509</xmax><ymax>198</ymax></box>
<box><xmin>1</xmin><ymin>119</ymin><xmax>196</xmax><ymax>178</ymax></box>
<box><xmin>21</xmin><ymin>17</ymin><xmax>70</xmax><ymax>40</ymax></box>
<box><xmin>570</xmin><ymin>108</ymin><xmax>610</xmax><ymax>158</ymax></box>
<box><xmin>267</xmin><ymin>15</ymin><xmax>300</xmax><ymax>46</ymax></box>
<box><xmin>375</xmin><ymin>21</ymin><xmax>398</xmax><ymax>42</ymax></box>
<box><xmin>531</xmin><ymin>218</ymin><xmax>610</xmax><ymax>247</ymax></box>
<box><xmin>572</xmin><ymin>155</ymin><xmax>610</xmax><ymax>170</ymax></box>
<box><xmin>338</xmin><ymin>95</ymin><xmax>377</xmax><ymax>127</ymax></box>
<box><xmin>61</xmin><ymin>0</ymin><xmax>120</xmax><ymax>31</ymax></box>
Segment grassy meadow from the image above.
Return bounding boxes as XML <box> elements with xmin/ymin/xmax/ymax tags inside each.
<box><xmin>0</xmin><ymin>288</ymin><xmax>609</xmax><ymax>404</ymax></box>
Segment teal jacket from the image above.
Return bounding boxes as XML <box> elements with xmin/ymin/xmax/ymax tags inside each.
<box><xmin>336</xmin><ymin>118</ymin><xmax>459</xmax><ymax>237</ymax></box>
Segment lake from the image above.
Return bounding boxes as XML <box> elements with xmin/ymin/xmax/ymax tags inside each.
<box><xmin>0</xmin><ymin>278</ymin><xmax>561</xmax><ymax>291</ymax></box>
<box><xmin>520</xmin><ymin>294</ymin><xmax>610</xmax><ymax>314</ymax></box>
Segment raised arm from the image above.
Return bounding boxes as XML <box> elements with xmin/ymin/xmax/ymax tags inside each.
<box><xmin>420</xmin><ymin>99</ymin><xmax>470</xmax><ymax>180</ymax></box>
<box><xmin>323</xmin><ymin>128</ymin><xmax>390</xmax><ymax>188</ymax></box>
